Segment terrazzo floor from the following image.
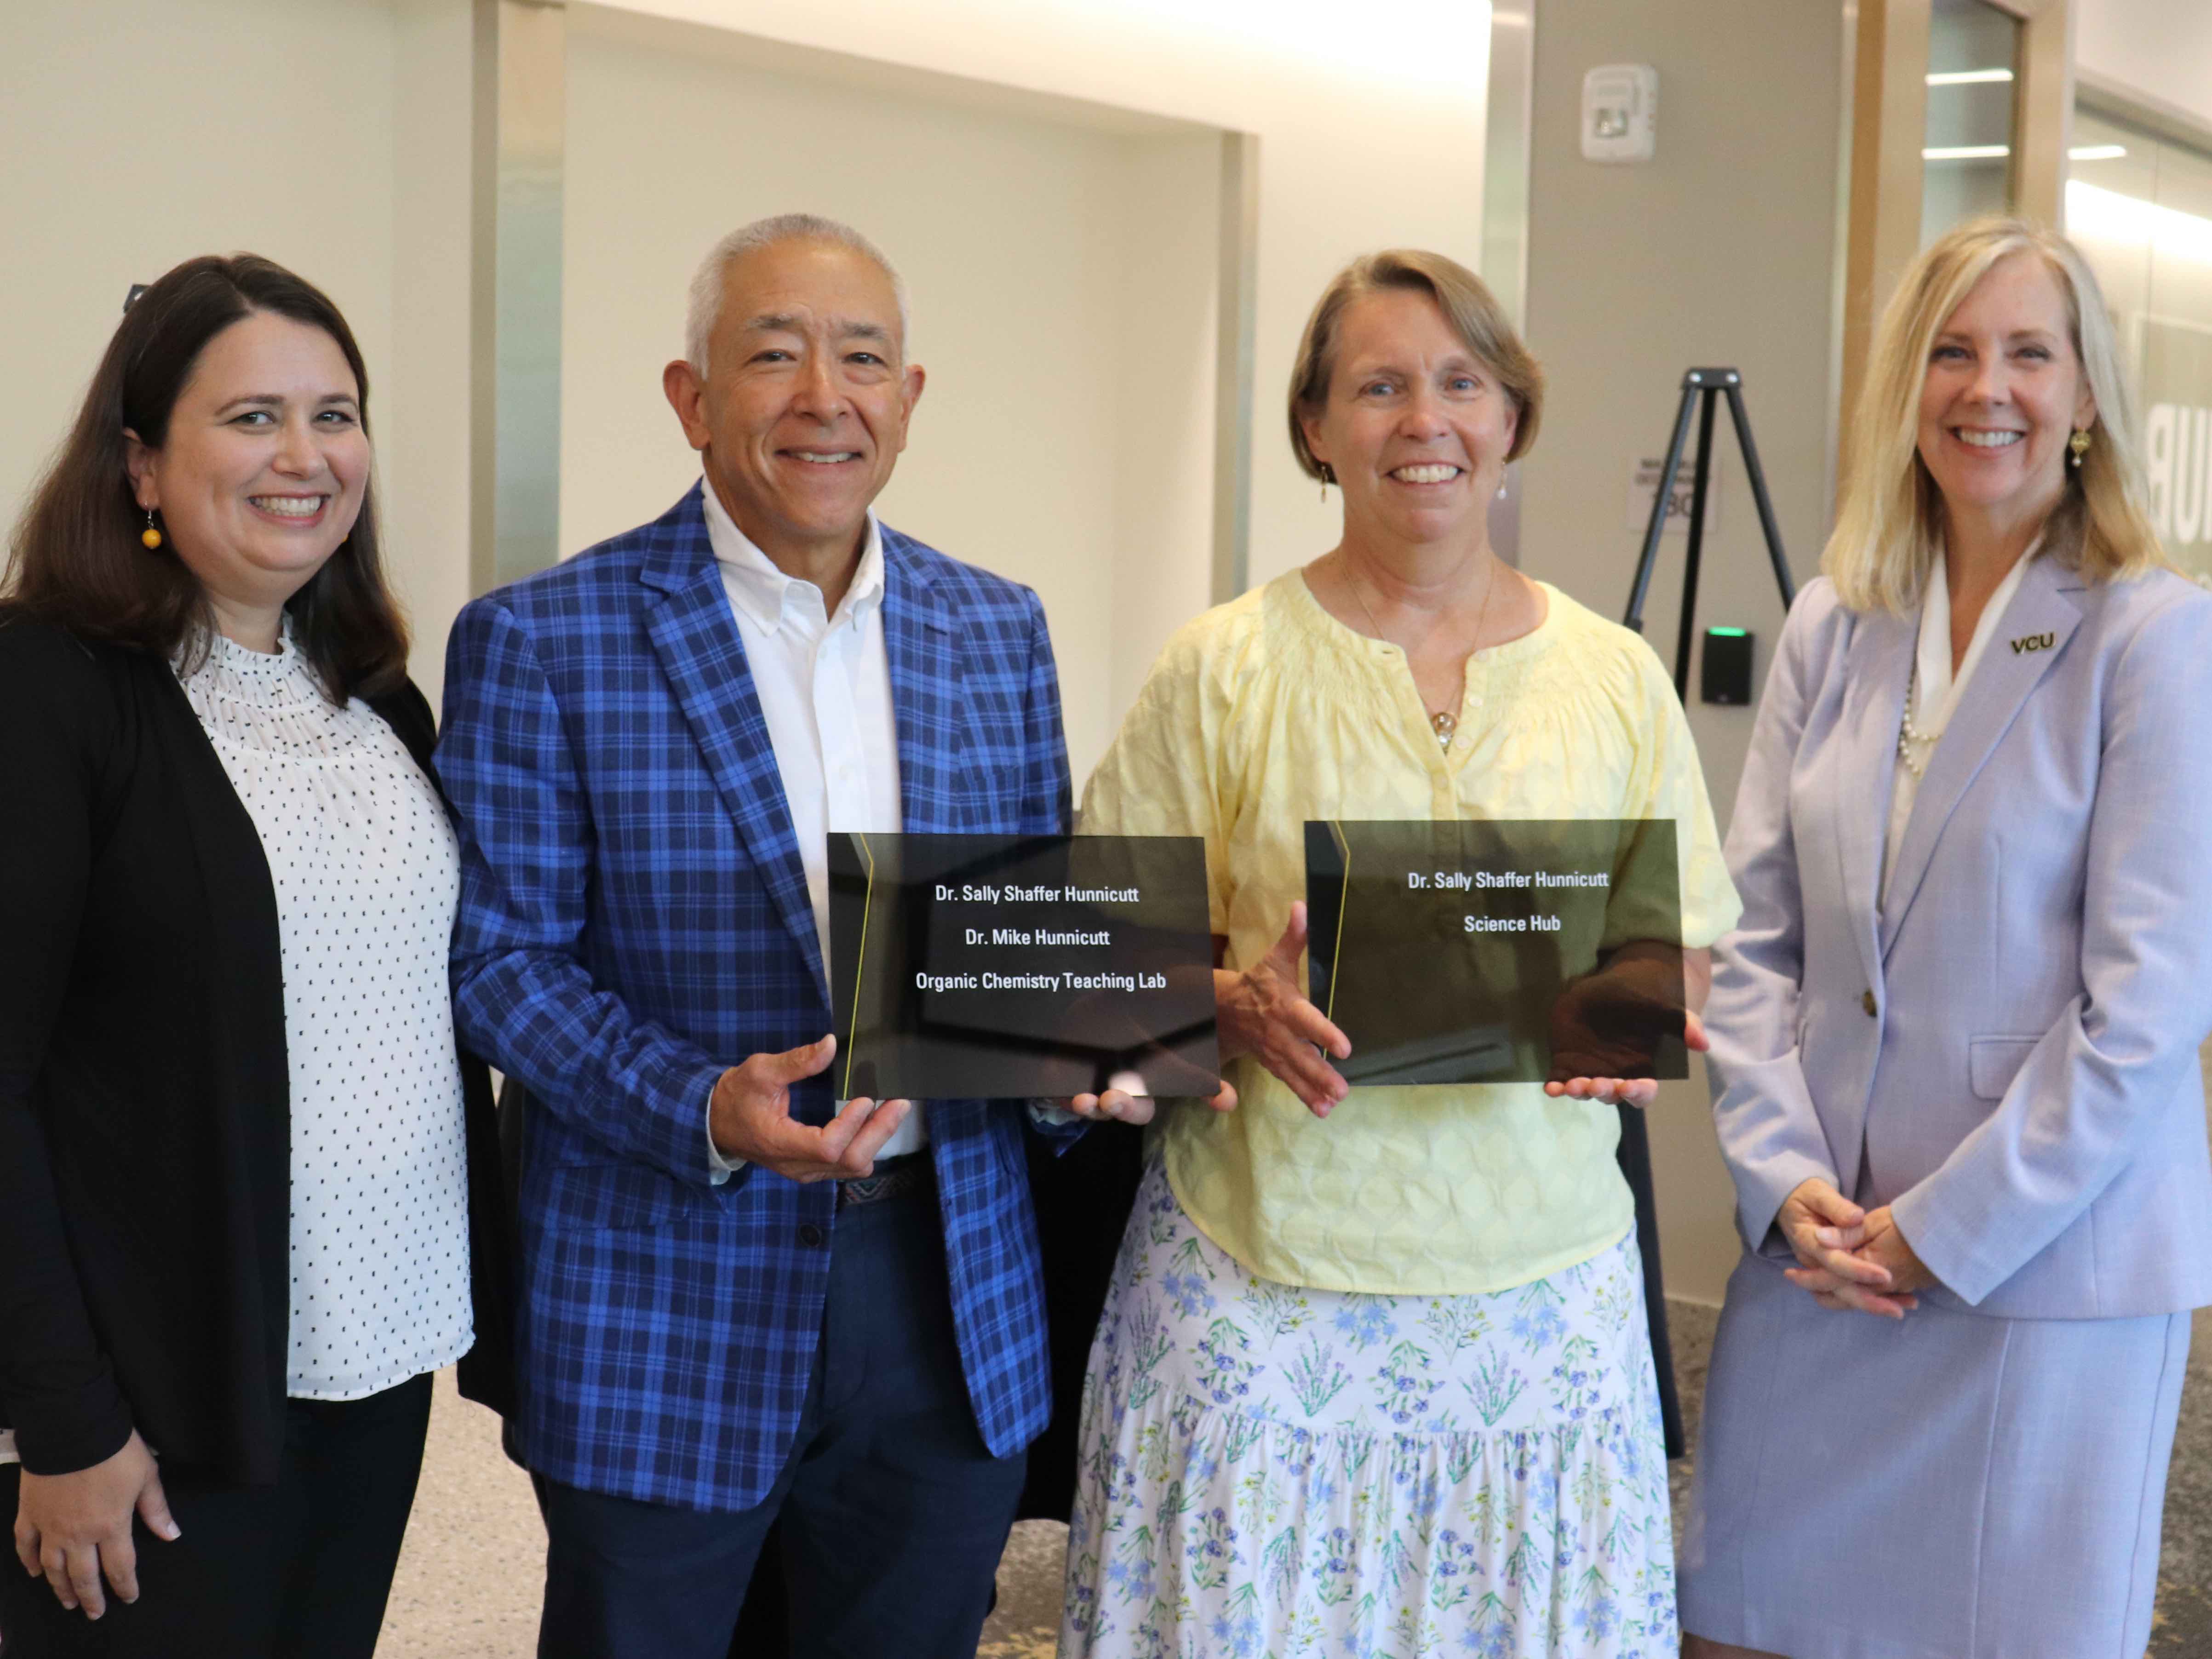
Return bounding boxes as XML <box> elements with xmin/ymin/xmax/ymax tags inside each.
<box><xmin>378</xmin><ymin>1299</ymin><xmax>2212</xmax><ymax>1657</ymax></box>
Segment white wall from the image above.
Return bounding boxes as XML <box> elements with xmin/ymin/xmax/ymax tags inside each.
<box><xmin>0</xmin><ymin>0</ymin><xmax>481</xmax><ymax>703</ymax></box>
<box><xmin>386</xmin><ymin>0</ymin><xmax>478</xmax><ymax>708</ymax></box>
<box><xmin>1109</xmin><ymin>137</ymin><xmax>1226</xmax><ymax>727</ymax></box>
<box><xmin>583</xmin><ymin>0</ymin><xmax>1493</xmax><ymax>612</ymax></box>
<box><xmin>560</xmin><ymin>9</ymin><xmax>1221</xmax><ymax>778</ymax></box>
<box><xmin>0</xmin><ymin>0</ymin><xmax>411</xmax><ymax>626</ymax></box>
<box><xmin>2077</xmin><ymin>0</ymin><xmax>2212</xmax><ymax>132</ymax></box>
<box><xmin>5</xmin><ymin>0</ymin><xmax>1488</xmax><ymax>742</ymax></box>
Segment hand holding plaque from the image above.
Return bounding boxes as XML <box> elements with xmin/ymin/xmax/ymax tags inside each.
<box><xmin>1540</xmin><ymin>940</ymin><xmax>1708</xmax><ymax>1107</ymax></box>
<box><xmin>1305</xmin><ymin>819</ymin><xmax>1689</xmax><ymax>1089</ymax></box>
<box><xmin>829</xmin><ymin>833</ymin><xmax>1222</xmax><ymax>1102</ymax></box>
<box><xmin>705</xmin><ymin>1035</ymin><xmax>913</xmax><ymax>1181</ymax></box>
<box><xmin>1215</xmin><ymin>903</ymin><xmax>1352</xmax><ymax>1116</ymax></box>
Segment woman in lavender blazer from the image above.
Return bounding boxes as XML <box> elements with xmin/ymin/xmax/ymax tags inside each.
<box><xmin>1680</xmin><ymin>216</ymin><xmax>2212</xmax><ymax>1659</ymax></box>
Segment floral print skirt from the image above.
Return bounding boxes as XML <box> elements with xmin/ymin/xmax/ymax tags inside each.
<box><xmin>1059</xmin><ymin>1161</ymin><xmax>1676</xmax><ymax>1659</ymax></box>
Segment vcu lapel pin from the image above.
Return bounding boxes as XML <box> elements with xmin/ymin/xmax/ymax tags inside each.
<box><xmin>2009</xmin><ymin>632</ymin><xmax>2055</xmax><ymax>655</ymax></box>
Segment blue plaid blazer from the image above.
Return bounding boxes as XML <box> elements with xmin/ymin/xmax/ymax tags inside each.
<box><xmin>436</xmin><ymin>484</ymin><xmax>1072</xmax><ymax>1513</ymax></box>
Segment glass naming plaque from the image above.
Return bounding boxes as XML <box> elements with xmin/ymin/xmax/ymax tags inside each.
<box><xmin>828</xmin><ymin>832</ymin><xmax>1220</xmax><ymax>1101</ymax></box>
<box><xmin>1304</xmin><ymin>819</ymin><xmax>1688</xmax><ymax>1086</ymax></box>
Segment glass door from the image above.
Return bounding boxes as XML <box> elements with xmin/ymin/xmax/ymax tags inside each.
<box><xmin>1842</xmin><ymin>0</ymin><xmax>2069</xmax><ymax>470</ymax></box>
<box><xmin>1920</xmin><ymin>0</ymin><xmax>2023</xmax><ymax>246</ymax></box>
<box><xmin>2068</xmin><ymin>107</ymin><xmax>2212</xmax><ymax>578</ymax></box>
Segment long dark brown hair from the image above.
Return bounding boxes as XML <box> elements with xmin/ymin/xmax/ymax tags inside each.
<box><xmin>1</xmin><ymin>254</ymin><xmax>408</xmax><ymax>701</ymax></box>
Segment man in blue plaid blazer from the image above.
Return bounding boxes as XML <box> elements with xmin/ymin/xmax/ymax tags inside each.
<box><xmin>438</xmin><ymin>217</ymin><xmax>1155</xmax><ymax>1659</ymax></box>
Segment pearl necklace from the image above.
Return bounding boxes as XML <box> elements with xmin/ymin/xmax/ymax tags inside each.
<box><xmin>1896</xmin><ymin>662</ymin><xmax>1937</xmax><ymax>779</ymax></box>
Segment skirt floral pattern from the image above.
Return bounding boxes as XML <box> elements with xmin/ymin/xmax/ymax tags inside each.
<box><xmin>1059</xmin><ymin>1162</ymin><xmax>1676</xmax><ymax>1659</ymax></box>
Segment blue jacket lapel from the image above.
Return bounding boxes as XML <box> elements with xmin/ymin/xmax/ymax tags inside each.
<box><xmin>637</xmin><ymin>486</ymin><xmax>828</xmax><ymax>1002</ymax></box>
<box><xmin>1879</xmin><ymin>554</ymin><xmax>2084</xmax><ymax>957</ymax></box>
<box><xmin>1832</xmin><ymin>605</ymin><xmax>1912</xmax><ymax>1000</ymax></box>
<box><xmin>882</xmin><ymin>529</ymin><xmax>965</xmax><ymax>835</ymax></box>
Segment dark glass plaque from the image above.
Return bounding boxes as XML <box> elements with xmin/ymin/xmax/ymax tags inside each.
<box><xmin>828</xmin><ymin>833</ymin><xmax>1220</xmax><ymax>1101</ymax></box>
<box><xmin>1304</xmin><ymin>818</ymin><xmax>1687</xmax><ymax>1086</ymax></box>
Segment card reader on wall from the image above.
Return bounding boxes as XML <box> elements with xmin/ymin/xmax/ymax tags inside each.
<box><xmin>1701</xmin><ymin>628</ymin><xmax>1754</xmax><ymax>705</ymax></box>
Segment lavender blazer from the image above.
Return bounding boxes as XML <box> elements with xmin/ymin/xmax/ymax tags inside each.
<box><xmin>1707</xmin><ymin>543</ymin><xmax>2212</xmax><ymax>1318</ymax></box>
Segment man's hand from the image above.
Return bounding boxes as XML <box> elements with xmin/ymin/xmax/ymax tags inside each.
<box><xmin>15</xmin><ymin>1431</ymin><xmax>178</xmax><ymax>1619</ymax></box>
<box><xmin>708</xmin><ymin>1035</ymin><xmax>911</xmax><ymax>1182</ymax></box>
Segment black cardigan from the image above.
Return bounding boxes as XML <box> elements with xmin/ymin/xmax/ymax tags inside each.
<box><xmin>0</xmin><ymin>618</ymin><xmax>514</xmax><ymax>1483</ymax></box>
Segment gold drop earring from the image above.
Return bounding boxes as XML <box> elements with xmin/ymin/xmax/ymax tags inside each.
<box><xmin>2068</xmin><ymin>429</ymin><xmax>2092</xmax><ymax>469</ymax></box>
<box><xmin>140</xmin><ymin>508</ymin><xmax>163</xmax><ymax>549</ymax></box>
<box><xmin>1318</xmin><ymin>462</ymin><xmax>1335</xmax><ymax>503</ymax></box>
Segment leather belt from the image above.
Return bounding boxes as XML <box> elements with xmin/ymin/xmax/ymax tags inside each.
<box><xmin>835</xmin><ymin>1151</ymin><xmax>932</xmax><ymax>1210</ymax></box>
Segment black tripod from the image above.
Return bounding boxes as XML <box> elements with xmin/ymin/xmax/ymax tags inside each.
<box><xmin>1622</xmin><ymin>367</ymin><xmax>1798</xmax><ymax>694</ymax></box>
<box><xmin>1610</xmin><ymin>369</ymin><xmax>1799</xmax><ymax>1459</ymax></box>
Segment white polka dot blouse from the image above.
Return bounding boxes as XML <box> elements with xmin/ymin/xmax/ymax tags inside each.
<box><xmin>176</xmin><ymin>624</ymin><xmax>473</xmax><ymax>1401</ymax></box>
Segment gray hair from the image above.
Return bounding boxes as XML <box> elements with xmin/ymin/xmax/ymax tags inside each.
<box><xmin>684</xmin><ymin>213</ymin><xmax>911</xmax><ymax>373</ymax></box>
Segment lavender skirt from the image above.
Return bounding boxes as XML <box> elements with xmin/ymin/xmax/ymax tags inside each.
<box><xmin>1679</xmin><ymin>1250</ymin><xmax>2190</xmax><ymax>1659</ymax></box>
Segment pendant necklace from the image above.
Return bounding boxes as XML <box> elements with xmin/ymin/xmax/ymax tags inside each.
<box><xmin>1348</xmin><ymin>559</ymin><xmax>1499</xmax><ymax>750</ymax></box>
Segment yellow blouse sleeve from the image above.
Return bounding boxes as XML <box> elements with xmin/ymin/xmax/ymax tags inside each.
<box><xmin>1076</xmin><ymin>622</ymin><xmax>1236</xmax><ymax>937</ymax></box>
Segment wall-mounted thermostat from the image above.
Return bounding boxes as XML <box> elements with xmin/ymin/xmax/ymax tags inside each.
<box><xmin>1582</xmin><ymin>64</ymin><xmax>1658</xmax><ymax>163</ymax></box>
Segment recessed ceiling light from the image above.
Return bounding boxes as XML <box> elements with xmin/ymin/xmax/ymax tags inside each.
<box><xmin>1923</xmin><ymin>145</ymin><xmax>2011</xmax><ymax>160</ymax></box>
<box><xmin>2069</xmin><ymin>145</ymin><xmax>2129</xmax><ymax>161</ymax></box>
<box><xmin>1926</xmin><ymin>68</ymin><xmax>2015</xmax><ymax>86</ymax></box>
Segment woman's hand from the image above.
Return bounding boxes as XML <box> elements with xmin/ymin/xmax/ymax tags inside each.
<box><xmin>1216</xmin><ymin>904</ymin><xmax>1352</xmax><ymax>1116</ymax></box>
<box><xmin>1545</xmin><ymin>943</ymin><xmax>1709</xmax><ymax>1106</ymax></box>
<box><xmin>1852</xmin><ymin>1206</ymin><xmax>1936</xmax><ymax>1297</ymax></box>
<box><xmin>14</xmin><ymin>1431</ymin><xmax>179</xmax><ymax>1619</ymax></box>
<box><xmin>1776</xmin><ymin>1178</ymin><xmax>1918</xmax><ymax>1319</ymax></box>
<box><xmin>1544</xmin><ymin>1012</ymin><xmax>1710</xmax><ymax>1108</ymax></box>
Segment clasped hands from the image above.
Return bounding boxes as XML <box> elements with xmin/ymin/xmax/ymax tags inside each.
<box><xmin>1776</xmin><ymin>1177</ymin><xmax>1936</xmax><ymax>1318</ymax></box>
<box><xmin>705</xmin><ymin>1033</ymin><xmax>1233</xmax><ymax>1183</ymax></box>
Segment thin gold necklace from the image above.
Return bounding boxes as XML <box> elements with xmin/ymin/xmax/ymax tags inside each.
<box><xmin>1347</xmin><ymin>557</ymin><xmax>1500</xmax><ymax>749</ymax></box>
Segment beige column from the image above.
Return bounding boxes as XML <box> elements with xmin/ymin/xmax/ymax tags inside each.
<box><xmin>2004</xmin><ymin>0</ymin><xmax>2077</xmax><ymax>226</ymax></box>
<box><xmin>1841</xmin><ymin>0</ymin><xmax>1931</xmax><ymax>465</ymax></box>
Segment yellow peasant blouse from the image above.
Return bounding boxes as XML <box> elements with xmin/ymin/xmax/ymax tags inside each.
<box><xmin>1079</xmin><ymin>571</ymin><xmax>1741</xmax><ymax>1296</ymax></box>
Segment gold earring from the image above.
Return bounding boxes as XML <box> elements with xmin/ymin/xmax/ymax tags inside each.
<box><xmin>2068</xmin><ymin>429</ymin><xmax>2092</xmax><ymax>469</ymax></box>
<box><xmin>1318</xmin><ymin>463</ymin><xmax>1334</xmax><ymax>503</ymax></box>
<box><xmin>140</xmin><ymin>508</ymin><xmax>163</xmax><ymax>549</ymax></box>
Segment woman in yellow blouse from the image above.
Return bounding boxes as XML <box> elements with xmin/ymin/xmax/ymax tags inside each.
<box><xmin>1056</xmin><ymin>251</ymin><xmax>1739</xmax><ymax>1659</ymax></box>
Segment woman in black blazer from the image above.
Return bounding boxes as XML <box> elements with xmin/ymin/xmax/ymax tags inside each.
<box><xmin>0</xmin><ymin>255</ymin><xmax>510</xmax><ymax>1658</ymax></box>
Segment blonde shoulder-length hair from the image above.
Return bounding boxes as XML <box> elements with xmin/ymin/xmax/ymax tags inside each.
<box><xmin>1825</xmin><ymin>214</ymin><xmax>2165</xmax><ymax>613</ymax></box>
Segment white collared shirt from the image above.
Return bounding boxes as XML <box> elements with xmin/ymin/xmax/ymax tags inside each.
<box><xmin>699</xmin><ymin>481</ymin><xmax>924</xmax><ymax>1169</ymax></box>
<box><xmin>1881</xmin><ymin>541</ymin><xmax>2038</xmax><ymax>906</ymax></box>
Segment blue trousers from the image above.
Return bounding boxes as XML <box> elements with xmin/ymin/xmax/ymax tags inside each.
<box><xmin>534</xmin><ymin>1180</ymin><xmax>1026</xmax><ymax>1659</ymax></box>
